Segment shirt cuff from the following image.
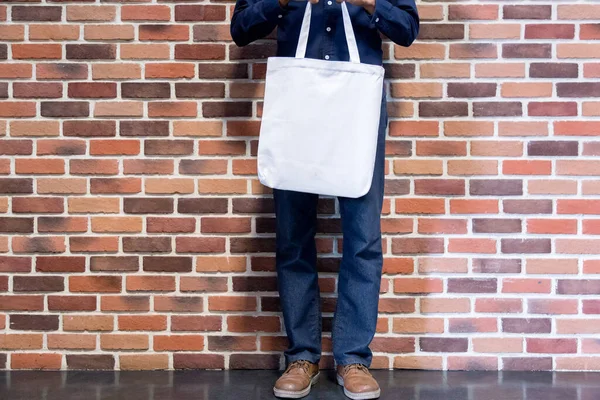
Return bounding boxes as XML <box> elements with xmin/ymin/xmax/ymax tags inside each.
<box><xmin>367</xmin><ymin>0</ymin><xmax>394</xmax><ymax>29</ymax></box>
<box><xmin>263</xmin><ymin>0</ymin><xmax>288</xmax><ymax>22</ymax></box>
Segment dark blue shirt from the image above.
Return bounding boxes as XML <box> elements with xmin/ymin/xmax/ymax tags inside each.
<box><xmin>231</xmin><ymin>0</ymin><xmax>419</xmax><ymax>66</ymax></box>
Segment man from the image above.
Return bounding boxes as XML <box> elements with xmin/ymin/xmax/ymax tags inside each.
<box><xmin>231</xmin><ymin>0</ymin><xmax>419</xmax><ymax>397</ymax></box>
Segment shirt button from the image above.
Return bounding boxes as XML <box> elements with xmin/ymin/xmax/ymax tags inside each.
<box><xmin>325</xmin><ymin>55</ymin><xmax>330</xmax><ymax>60</ymax></box>
<box><xmin>326</xmin><ymin>27</ymin><xmax>331</xmax><ymax>32</ymax></box>
<box><xmin>327</xmin><ymin>1</ymin><xmax>332</xmax><ymax>5</ymax></box>
<box><xmin>375</xmin><ymin>17</ymin><xmax>379</xmax><ymax>22</ymax></box>
<box><xmin>278</xmin><ymin>14</ymin><xmax>283</xmax><ymax>18</ymax></box>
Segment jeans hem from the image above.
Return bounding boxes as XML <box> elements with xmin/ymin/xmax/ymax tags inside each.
<box><xmin>334</xmin><ymin>357</ymin><xmax>371</xmax><ymax>368</ymax></box>
<box><xmin>285</xmin><ymin>352</ymin><xmax>321</xmax><ymax>366</ymax></box>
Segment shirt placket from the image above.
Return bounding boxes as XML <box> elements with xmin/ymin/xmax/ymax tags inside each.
<box><xmin>322</xmin><ymin>0</ymin><xmax>337</xmax><ymax>60</ymax></box>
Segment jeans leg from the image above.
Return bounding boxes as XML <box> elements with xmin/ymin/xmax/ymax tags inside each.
<box><xmin>274</xmin><ymin>188</ymin><xmax>321</xmax><ymax>365</ymax></box>
<box><xmin>332</xmin><ymin>93</ymin><xmax>387</xmax><ymax>367</ymax></box>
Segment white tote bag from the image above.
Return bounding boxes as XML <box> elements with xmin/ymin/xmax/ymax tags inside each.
<box><xmin>257</xmin><ymin>0</ymin><xmax>385</xmax><ymax>198</ymax></box>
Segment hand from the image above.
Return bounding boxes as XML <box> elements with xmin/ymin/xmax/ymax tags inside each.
<box><xmin>336</xmin><ymin>0</ymin><xmax>375</xmax><ymax>14</ymax></box>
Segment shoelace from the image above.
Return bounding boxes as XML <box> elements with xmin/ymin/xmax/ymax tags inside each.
<box><xmin>343</xmin><ymin>363</ymin><xmax>370</xmax><ymax>376</ymax></box>
<box><xmin>285</xmin><ymin>360</ymin><xmax>312</xmax><ymax>375</ymax></box>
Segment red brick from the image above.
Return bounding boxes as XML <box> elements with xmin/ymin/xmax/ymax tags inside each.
<box><xmin>175</xmin><ymin>44</ymin><xmax>226</xmax><ymax>60</ymax></box>
<box><xmin>449</xmin><ymin>238</ymin><xmax>496</xmax><ymax>254</ymax></box>
<box><xmin>92</xmin><ymin>217</ymin><xmax>142</xmax><ymax>233</ymax></box>
<box><xmin>92</xmin><ymin>63</ymin><xmax>141</xmax><ymax>80</ymax></box>
<box><xmin>148</xmin><ymin>101</ymin><xmax>197</xmax><ymax>118</ymax></box>
<box><xmin>154</xmin><ymin>296</ymin><xmax>204</xmax><ymax>313</ymax></box>
<box><xmin>68</xmin><ymin>82</ymin><xmax>116</xmax><ymax>99</ymax></box>
<box><xmin>118</xmin><ymin>315</ymin><xmax>167</xmax><ymax>331</ymax></box>
<box><xmin>473</xmin><ymin>338</ymin><xmax>522</xmax><ymax>354</ymax></box>
<box><xmin>121</xmin><ymin>44</ymin><xmax>170</xmax><ymax>60</ymax></box>
<box><xmin>126</xmin><ymin>275</ymin><xmax>175</xmax><ymax>292</ymax></box>
<box><xmin>527</xmin><ymin>339</ymin><xmax>577</xmax><ymax>354</ymax></box>
<box><xmin>84</xmin><ymin>24</ymin><xmax>134</xmax><ymax>41</ymax></box>
<box><xmin>13</xmin><ymin>236</ymin><xmax>65</xmax><ymax>254</ymax></box>
<box><xmin>67</xmin><ymin>355</ymin><xmax>114</xmax><ymax>370</ymax></box>
<box><xmin>154</xmin><ymin>335</ymin><xmax>204</xmax><ymax>351</ymax></box>
<box><xmin>171</xmin><ymin>315</ymin><xmax>221</xmax><ymax>332</ymax></box>
<box><xmin>66</xmin><ymin>44</ymin><xmax>115</xmax><ymax>60</ymax></box>
<box><xmin>419</xmin><ymin>258</ymin><xmax>468</xmax><ymax>274</ymax></box>
<box><xmin>525</xmin><ymin>24</ymin><xmax>574</xmax><ymax>39</ymax></box>
<box><xmin>0</xmin><ymin>102</ymin><xmax>36</xmax><ymax>118</ymax></box>
<box><xmin>101</xmin><ymin>334</ymin><xmax>148</xmax><ymax>351</ymax></box>
<box><xmin>447</xmin><ymin>356</ymin><xmax>498</xmax><ymax>371</ymax></box>
<box><xmin>120</xmin><ymin>354</ymin><xmax>168</xmax><ymax>370</ymax></box>
<box><xmin>13</xmin><ymin>83</ymin><xmax>62</xmax><ymax>99</ymax></box>
<box><xmin>139</xmin><ymin>25</ymin><xmax>189</xmax><ymax>41</ymax></box>
<box><xmin>392</xmin><ymin>318</ymin><xmax>444</xmax><ymax>334</ymax></box>
<box><xmin>394</xmin><ymin>278</ymin><xmax>443</xmax><ymax>294</ymax></box>
<box><xmin>530</xmin><ymin>298</ymin><xmax>578</xmax><ymax>315</ymax></box>
<box><xmin>48</xmin><ymin>334</ymin><xmax>96</xmax><ymax>350</ymax></box>
<box><xmin>227</xmin><ymin>316</ymin><xmax>280</xmax><ymax>333</ymax></box>
<box><xmin>122</xmin><ymin>5</ymin><xmax>171</xmax><ymax>21</ymax></box>
<box><xmin>0</xmin><ymin>25</ymin><xmax>25</xmax><ymax>41</ymax></box>
<box><xmin>196</xmin><ymin>256</ymin><xmax>246</xmax><ymax>273</ymax></box>
<box><xmin>581</xmin><ymin>24</ymin><xmax>600</xmax><ymax>40</ymax></box>
<box><xmin>91</xmin><ymin>256</ymin><xmax>139</xmax><ymax>272</ymax></box>
<box><xmin>396</xmin><ymin>198</ymin><xmax>445</xmax><ymax>215</ymax></box>
<box><xmin>12</xmin><ymin>44</ymin><xmax>61</xmax><ymax>60</ymax></box>
<box><xmin>71</xmin><ymin>159</ymin><xmax>118</xmax><ymax>176</ymax></box>
<box><xmin>0</xmin><ymin>64</ymin><xmax>32</xmax><ymax>79</ymax></box>
<box><xmin>421</xmin><ymin>298</ymin><xmax>470</xmax><ymax>314</ymax></box>
<box><xmin>12</xmin><ymin>6</ymin><xmax>62</xmax><ymax>22</ymax></box>
<box><xmin>69</xmin><ymin>236</ymin><xmax>119</xmax><ymax>253</ymax></box>
<box><xmin>449</xmin><ymin>5</ymin><xmax>498</xmax><ymax>20</ymax></box>
<box><xmin>48</xmin><ymin>296</ymin><xmax>96</xmax><ymax>312</ymax></box>
<box><xmin>69</xmin><ymin>276</ymin><xmax>121</xmax><ymax>293</ymax></box>
<box><xmin>174</xmin><ymin>5</ymin><xmax>226</xmax><ymax>21</ymax></box>
<box><xmin>0</xmin><ymin>278</ymin><xmax>20</xmax><ymax>295</ymax></box>
<box><xmin>101</xmin><ymin>296</ymin><xmax>149</xmax><ymax>312</ymax></box>
<box><xmin>12</xmin><ymin>353</ymin><xmax>62</xmax><ymax>370</ymax></box>
<box><xmin>66</xmin><ymin>6</ymin><xmax>116</xmax><ymax>22</ymax></box>
<box><xmin>449</xmin><ymin>318</ymin><xmax>497</xmax><ymax>333</ymax></box>
<box><xmin>15</xmin><ymin>159</ymin><xmax>64</xmax><ymax>175</ymax></box>
<box><xmin>90</xmin><ymin>140</ymin><xmax>140</xmax><ymax>156</ymax></box>
<box><xmin>146</xmin><ymin>217</ymin><xmax>195</xmax><ymax>233</ymax></box>
<box><xmin>63</xmin><ymin>315</ymin><xmax>113</xmax><ymax>332</ymax></box>
<box><xmin>209</xmin><ymin>336</ymin><xmax>256</xmax><ymax>351</ymax></box>
<box><xmin>0</xmin><ymin>295</ymin><xmax>44</xmax><ymax>311</ymax></box>
<box><xmin>28</xmin><ymin>24</ymin><xmax>79</xmax><ymax>40</ymax></box>
<box><xmin>181</xmin><ymin>276</ymin><xmax>228</xmax><ymax>292</ymax></box>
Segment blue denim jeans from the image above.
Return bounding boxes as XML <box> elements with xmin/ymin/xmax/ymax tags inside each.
<box><xmin>273</xmin><ymin>92</ymin><xmax>387</xmax><ymax>367</ymax></box>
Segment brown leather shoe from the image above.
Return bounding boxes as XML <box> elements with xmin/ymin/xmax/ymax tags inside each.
<box><xmin>336</xmin><ymin>364</ymin><xmax>380</xmax><ymax>400</ymax></box>
<box><xmin>273</xmin><ymin>360</ymin><xmax>320</xmax><ymax>398</ymax></box>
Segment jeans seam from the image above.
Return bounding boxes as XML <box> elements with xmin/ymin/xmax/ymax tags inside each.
<box><xmin>287</xmin><ymin>351</ymin><xmax>320</xmax><ymax>364</ymax></box>
<box><xmin>311</xmin><ymin>284</ymin><xmax>320</xmax><ymax>357</ymax></box>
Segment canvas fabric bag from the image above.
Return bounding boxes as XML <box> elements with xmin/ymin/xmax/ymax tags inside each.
<box><xmin>258</xmin><ymin>1</ymin><xmax>385</xmax><ymax>198</ymax></box>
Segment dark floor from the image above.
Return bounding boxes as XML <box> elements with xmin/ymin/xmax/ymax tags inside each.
<box><xmin>1</xmin><ymin>370</ymin><xmax>599</xmax><ymax>400</ymax></box>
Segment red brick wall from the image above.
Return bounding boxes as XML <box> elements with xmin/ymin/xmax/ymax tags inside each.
<box><xmin>1</xmin><ymin>0</ymin><xmax>599</xmax><ymax>371</ymax></box>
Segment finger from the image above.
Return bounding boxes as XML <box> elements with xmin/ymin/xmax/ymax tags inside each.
<box><xmin>309</xmin><ymin>0</ymin><xmax>319</xmax><ymax>4</ymax></box>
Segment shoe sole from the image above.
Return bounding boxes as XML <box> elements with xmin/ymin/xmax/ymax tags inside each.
<box><xmin>273</xmin><ymin>371</ymin><xmax>320</xmax><ymax>399</ymax></box>
<box><xmin>336</xmin><ymin>374</ymin><xmax>381</xmax><ymax>400</ymax></box>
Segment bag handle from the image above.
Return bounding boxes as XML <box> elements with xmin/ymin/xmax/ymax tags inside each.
<box><xmin>294</xmin><ymin>1</ymin><xmax>361</xmax><ymax>64</ymax></box>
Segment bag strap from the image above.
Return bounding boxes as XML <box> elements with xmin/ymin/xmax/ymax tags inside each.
<box><xmin>294</xmin><ymin>1</ymin><xmax>361</xmax><ymax>64</ymax></box>
<box><xmin>340</xmin><ymin>2</ymin><xmax>360</xmax><ymax>64</ymax></box>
